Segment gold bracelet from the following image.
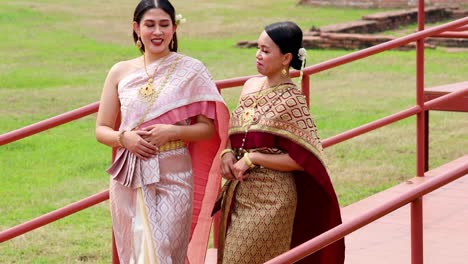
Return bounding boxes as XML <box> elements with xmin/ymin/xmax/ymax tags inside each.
<box><xmin>243</xmin><ymin>152</ymin><xmax>256</xmax><ymax>169</ymax></box>
<box><xmin>220</xmin><ymin>148</ymin><xmax>234</xmax><ymax>160</ymax></box>
<box><xmin>117</xmin><ymin>130</ymin><xmax>126</xmax><ymax>148</ymax></box>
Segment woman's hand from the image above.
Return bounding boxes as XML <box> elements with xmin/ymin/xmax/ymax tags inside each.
<box><xmin>121</xmin><ymin>130</ymin><xmax>158</xmax><ymax>160</ymax></box>
<box><xmin>141</xmin><ymin>124</ymin><xmax>178</xmax><ymax>147</ymax></box>
<box><xmin>220</xmin><ymin>152</ymin><xmax>236</xmax><ymax>180</ymax></box>
<box><xmin>232</xmin><ymin>157</ymin><xmax>251</xmax><ymax>182</ymax></box>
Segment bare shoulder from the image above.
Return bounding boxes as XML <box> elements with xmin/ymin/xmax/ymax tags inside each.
<box><xmin>241</xmin><ymin>76</ymin><xmax>265</xmax><ymax>95</ymax></box>
<box><xmin>106</xmin><ymin>57</ymin><xmax>142</xmax><ymax>85</ymax></box>
<box><xmin>109</xmin><ymin>57</ymin><xmax>141</xmax><ymax>77</ymax></box>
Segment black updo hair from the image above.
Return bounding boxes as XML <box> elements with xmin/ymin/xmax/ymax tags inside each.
<box><xmin>133</xmin><ymin>0</ymin><xmax>178</xmax><ymax>53</ymax></box>
<box><xmin>265</xmin><ymin>21</ymin><xmax>304</xmax><ymax>70</ymax></box>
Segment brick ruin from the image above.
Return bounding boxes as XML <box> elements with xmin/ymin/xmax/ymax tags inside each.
<box><xmin>237</xmin><ymin>6</ymin><xmax>468</xmax><ymax>50</ymax></box>
<box><xmin>298</xmin><ymin>0</ymin><xmax>466</xmax><ymax>9</ymax></box>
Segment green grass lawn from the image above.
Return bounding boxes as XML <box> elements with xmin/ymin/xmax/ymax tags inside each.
<box><xmin>1</xmin><ymin>1</ymin><xmax>467</xmax><ymax>263</ymax></box>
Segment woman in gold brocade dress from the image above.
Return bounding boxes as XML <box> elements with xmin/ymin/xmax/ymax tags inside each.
<box><xmin>215</xmin><ymin>21</ymin><xmax>345</xmax><ymax>264</ymax></box>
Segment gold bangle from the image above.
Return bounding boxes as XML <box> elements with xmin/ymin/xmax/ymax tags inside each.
<box><xmin>220</xmin><ymin>148</ymin><xmax>234</xmax><ymax>160</ymax></box>
<box><xmin>243</xmin><ymin>152</ymin><xmax>256</xmax><ymax>169</ymax></box>
<box><xmin>117</xmin><ymin>130</ymin><xmax>126</xmax><ymax>148</ymax></box>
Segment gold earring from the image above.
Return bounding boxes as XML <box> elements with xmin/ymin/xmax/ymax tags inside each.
<box><xmin>136</xmin><ymin>38</ymin><xmax>142</xmax><ymax>49</ymax></box>
<box><xmin>170</xmin><ymin>40</ymin><xmax>174</xmax><ymax>50</ymax></box>
<box><xmin>281</xmin><ymin>67</ymin><xmax>288</xmax><ymax>77</ymax></box>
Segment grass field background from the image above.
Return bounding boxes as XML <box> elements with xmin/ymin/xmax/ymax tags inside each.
<box><xmin>1</xmin><ymin>0</ymin><xmax>467</xmax><ymax>263</ymax></box>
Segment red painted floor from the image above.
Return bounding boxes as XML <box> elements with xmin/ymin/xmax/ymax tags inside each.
<box><xmin>342</xmin><ymin>156</ymin><xmax>468</xmax><ymax>264</ymax></box>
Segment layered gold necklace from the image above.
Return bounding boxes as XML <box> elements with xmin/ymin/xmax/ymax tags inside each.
<box><xmin>135</xmin><ymin>54</ymin><xmax>181</xmax><ymax>128</ymax></box>
<box><xmin>139</xmin><ymin>54</ymin><xmax>170</xmax><ymax>100</ymax></box>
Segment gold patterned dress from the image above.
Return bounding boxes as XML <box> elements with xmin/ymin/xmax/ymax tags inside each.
<box><xmin>215</xmin><ymin>83</ymin><xmax>345</xmax><ymax>264</ymax></box>
<box><xmin>220</xmin><ymin>147</ymin><xmax>298</xmax><ymax>263</ymax></box>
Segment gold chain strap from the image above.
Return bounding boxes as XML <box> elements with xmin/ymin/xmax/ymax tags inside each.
<box><xmin>135</xmin><ymin>55</ymin><xmax>182</xmax><ymax>129</ymax></box>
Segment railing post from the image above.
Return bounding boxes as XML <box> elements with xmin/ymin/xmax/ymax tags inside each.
<box><xmin>301</xmin><ymin>74</ymin><xmax>310</xmax><ymax>108</ymax></box>
<box><xmin>413</xmin><ymin>1</ymin><xmax>425</xmax><ymax>264</ymax></box>
<box><xmin>416</xmin><ymin>0</ymin><xmax>427</xmax><ymax>177</ymax></box>
<box><xmin>411</xmin><ymin>198</ymin><xmax>424</xmax><ymax>264</ymax></box>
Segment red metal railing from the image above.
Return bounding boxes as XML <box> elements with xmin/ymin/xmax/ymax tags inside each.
<box><xmin>0</xmin><ymin>102</ymin><xmax>99</xmax><ymax>146</ymax></box>
<box><xmin>301</xmin><ymin>20</ymin><xmax>468</xmax><ymax>77</ymax></box>
<box><xmin>0</xmin><ymin>191</ymin><xmax>109</xmax><ymax>243</ymax></box>
<box><xmin>0</xmin><ymin>4</ymin><xmax>467</xmax><ymax>264</ymax></box>
<box><xmin>449</xmin><ymin>25</ymin><xmax>468</xmax><ymax>31</ymax></box>
<box><xmin>265</xmin><ymin>159</ymin><xmax>468</xmax><ymax>264</ymax></box>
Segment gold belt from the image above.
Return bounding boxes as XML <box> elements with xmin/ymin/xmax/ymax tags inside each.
<box><xmin>158</xmin><ymin>140</ymin><xmax>186</xmax><ymax>152</ymax></box>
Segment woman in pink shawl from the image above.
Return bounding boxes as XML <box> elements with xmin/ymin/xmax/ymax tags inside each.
<box><xmin>95</xmin><ymin>1</ymin><xmax>228</xmax><ymax>263</ymax></box>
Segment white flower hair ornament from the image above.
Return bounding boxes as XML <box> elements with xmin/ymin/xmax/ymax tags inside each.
<box><xmin>175</xmin><ymin>14</ymin><xmax>187</xmax><ymax>25</ymax></box>
<box><xmin>298</xmin><ymin>48</ymin><xmax>307</xmax><ymax>82</ymax></box>
<box><xmin>298</xmin><ymin>47</ymin><xmax>307</xmax><ymax>61</ymax></box>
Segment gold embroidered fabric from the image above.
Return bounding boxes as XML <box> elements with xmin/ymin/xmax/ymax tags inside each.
<box><xmin>229</xmin><ymin>84</ymin><xmax>325</xmax><ymax>164</ymax></box>
<box><xmin>219</xmin><ymin>167</ymin><xmax>297</xmax><ymax>264</ymax></box>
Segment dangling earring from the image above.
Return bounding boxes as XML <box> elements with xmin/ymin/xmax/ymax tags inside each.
<box><xmin>170</xmin><ymin>39</ymin><xmax>174</xmax><ymax>50</ymax></box>
<box><xmin>281</xmin><ymin>67</ymin><xmax>288</xmax><ymax>78</ymax></box>
<box><xmin>136</xmin><ymin>37</ymin><xmax>142</xmax><ymax>49</ymax></box>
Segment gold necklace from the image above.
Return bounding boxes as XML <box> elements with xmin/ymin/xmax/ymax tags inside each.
<box><xmin>241</xmin><ymin>79</ymin><xmax>293</xmax><ymax>127</ymax></box>
<box><xmin>139</xmin><ymin>54</ymin><xmax>169</xmax><ymax>100</ymax></box>
<box><xmin>135</xmin><ymin>55</ymin><xmax>182</xmax><ymax>128</ymax></box>
<box><xmin>237</xmin><ymin>81</ymin><xmax>295</xmax><ymax>156</ymax></box>
<box><xmin>241</xmin><ymin>80</ymin><xmax>267</xmax><ymax>126</ymax></box>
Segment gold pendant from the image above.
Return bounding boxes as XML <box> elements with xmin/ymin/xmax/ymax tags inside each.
<box><xmin>139</xmin><ymin>82</ymin><xmax>154</xmax><ymax>99</ymax></box>
<box><xmin>242</xmin><ymin>108</ymin><xmax>255</xmax><ymax>126</ymax></box>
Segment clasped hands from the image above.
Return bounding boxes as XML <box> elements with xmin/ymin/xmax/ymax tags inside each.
<box><xmin>120</xmin><ymin>124</ymin><xmax>175</xmax><ymax>160</ymax></box>
<box><xmin>220</xmin><ymin>151</ymin><xmax>255</xmax><ymax>182</ymax></box>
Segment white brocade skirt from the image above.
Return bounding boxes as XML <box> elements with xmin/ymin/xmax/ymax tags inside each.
<box><xmin>110</xmin><ymin>148</ymin><xmax>193</xmax><ymax>264</ymax></box>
